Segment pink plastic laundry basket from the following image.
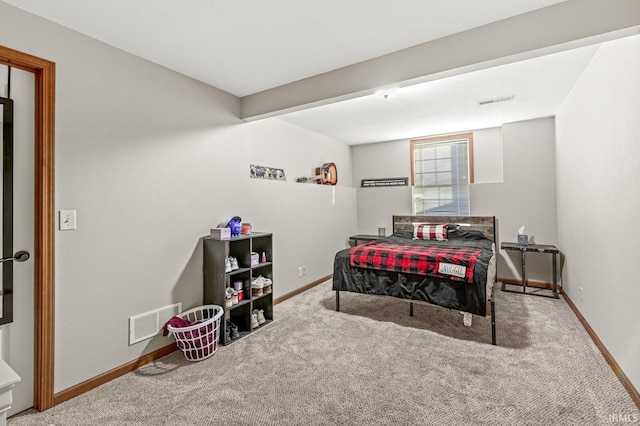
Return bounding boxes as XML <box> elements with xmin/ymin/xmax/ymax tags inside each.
<box><xmin>166</xmin><ymin>305</ymin><xmax>224</xmax><ymax>361</ymax></box>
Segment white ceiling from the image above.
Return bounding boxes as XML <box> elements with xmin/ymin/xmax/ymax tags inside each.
<box><xmin>2</xmin><ymin>0</ymin><xmax>602</xmax><ymax>144</ymax></box>
<box><xmin>278</xmin><ymin>44</ymin><xmax>599</xmax><ymax>144</ymax></box>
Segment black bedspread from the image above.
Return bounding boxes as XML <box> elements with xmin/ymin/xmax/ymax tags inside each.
<box><xmin>333</xmin><ymin>230</ymin><xmax>494</xmax><ymax>316</ymax></box>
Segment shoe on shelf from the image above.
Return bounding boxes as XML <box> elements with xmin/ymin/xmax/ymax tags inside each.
<box><xmin>225</xmin><ymin>287</ymin><xmax>233</xmax><ymax>308</ymax></box>
<box><xmin>224</xmin><ymin>257</ymin><xmax>232</xmax><ymax>273</ymax></box>
<box><xmin>262</xmin><ymin>277</ymin><xmax>272</xmax><ymax>294</ymax></box>
<box><xmin>251</xmin><ymin>311</ymin><xmax>259</xmax><ymax>329</ymax></box>
<box><xmin>229</xmin><ymin>322</ymin><xmax>239</xmax><ymax>339</ymax></box>
<box><xmin>254</xmin><ymin>309</ymin><xmax>266</xmax><ymax>325</ymax></box>
<box><xmin>251</xmin><ymin>276</ymin><xmax>264</xmax><ymax>296</ymax></box>
<box><xmin>230</xmin><ymin>257</ymin><xmax>239</xmax><ymax>271</ymax></box>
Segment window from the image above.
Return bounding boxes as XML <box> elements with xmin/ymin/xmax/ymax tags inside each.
<box><xmin>410</xmin><ymin>132</ymin><xmax>473</xmax><ymax>216</ymax></box>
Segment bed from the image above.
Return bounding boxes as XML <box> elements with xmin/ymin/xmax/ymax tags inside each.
<box><xmin>333</xmin><ymin>215</ymin><xmax>498</xmax><ymax>345</ymax></box>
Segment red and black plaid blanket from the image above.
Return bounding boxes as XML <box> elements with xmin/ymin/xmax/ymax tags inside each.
<box><xmin>349</xmin><ymin>241</ymin><xmax>481</xmax><ymax>283</ymax></box>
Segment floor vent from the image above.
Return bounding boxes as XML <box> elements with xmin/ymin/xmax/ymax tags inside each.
<box><xmin>129</xmin><ymin>303</ymin><xmax>182</xmax><ymax>345</ymax></box>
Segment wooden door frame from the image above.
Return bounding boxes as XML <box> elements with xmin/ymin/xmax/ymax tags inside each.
<box><xmin>0</xmin><ymin>45</ymin><xmax>55</xmax><ymax>411</ymax></box>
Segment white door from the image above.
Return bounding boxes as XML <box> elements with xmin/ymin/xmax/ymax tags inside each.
<box><xmin>0</xmin><ymin>66</ymin><xmax>36</xmax><ymax>416</ymax></box>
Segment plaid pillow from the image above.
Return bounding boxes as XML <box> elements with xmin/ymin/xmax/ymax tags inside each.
<box><xmin>413</xmin><ymin>223</ymin><xmax>448</xmax><ymax>241</ymax></box>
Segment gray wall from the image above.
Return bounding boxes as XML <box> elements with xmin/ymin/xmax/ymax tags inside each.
<box><xmin>352</xmin><ymin>118</ymin><xmax>558</xmax><ymax>283</ymax></box>
<box><xmin>555</xmin><ymin>34</ymin><xmax>640</xmax><ymax>391</ymax></box>
<box><xmin>473</xmin><ymin>118</ymin><xmax>558</xmax><ymax>283</ymax></box>
<box><xmin>0</xmin><ymin>3</ymin><xmax>356</xmax><ymax>393</ymax></box>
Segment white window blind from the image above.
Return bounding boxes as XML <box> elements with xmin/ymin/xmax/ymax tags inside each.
<box><xmin>411</xmin><ymin>133</ymin><xmax>473</xmax><ymax>216</ymax></box>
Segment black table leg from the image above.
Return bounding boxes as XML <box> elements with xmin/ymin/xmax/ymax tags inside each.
<box><xmin>491</xmin><ymin>297</ymin><xmax>496</xmax><ymax>345</ymax></box>
<box><xmin>552</xmin><ymin>253</ymin><xmax>559</xmax><ymax>298</ymax></box>
<box><xmin>521</xmin><ymin>250</ymin><xmax>526</xmax><ymax>293</ymax></box>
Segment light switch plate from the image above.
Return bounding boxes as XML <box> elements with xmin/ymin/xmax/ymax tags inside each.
<box><xmin>59</xmin><ymin>210</ymin><xmax>77</xmax><ymax>230</ymax></box>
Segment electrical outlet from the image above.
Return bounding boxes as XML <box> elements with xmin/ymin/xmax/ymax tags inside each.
<box><xmin>579</xmin><ymin>287</ymin><xmax>584</xmax><ymax>301</ymax></box>
<box><xmin>298</xmin><ymin>267</ymin><xmax>303</xmax><ymax>278</ymax></box>
<box><xmin>302</xmin><ymin>265</ymin><xmax>307</xmax><ymax>276</ymax></box>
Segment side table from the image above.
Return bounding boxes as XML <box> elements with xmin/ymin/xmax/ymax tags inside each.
<box><xmin>501</xmin><ymin>242</ymin><xmax>560</xmax><ymax>299</ymax></box>
<box><xmin>348</xmin><ymin>234</ymin><xmax>380</xmax><ymax>245</ymax></box>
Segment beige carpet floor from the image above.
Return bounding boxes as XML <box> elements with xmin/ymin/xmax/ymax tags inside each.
<box><xmin>9</xmin><ymin>281</ymin><xmax>639</xmax><ymax>425</ymax></box>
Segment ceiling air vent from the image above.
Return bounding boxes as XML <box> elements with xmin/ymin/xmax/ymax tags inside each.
<box><xmin>477</xmin><ymin>95</ymin><xmax>514</xmax><ymax>106</ymax></box>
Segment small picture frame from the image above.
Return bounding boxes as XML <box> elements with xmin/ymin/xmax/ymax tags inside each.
<box><xmin>250</xmin><ymin>164</ymin><xmax>286</xmax><ymax>181</ymax></box>
<box><xmin>361</xmin><ymin>177</ymin><xmax>408</xmax><ymax>188</ymax></box>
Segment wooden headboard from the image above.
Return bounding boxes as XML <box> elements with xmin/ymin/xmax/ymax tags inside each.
<box><xmin>392</xmin><ymin>215</ymin><xmax>497</xmax><ymax>243</ymax></box>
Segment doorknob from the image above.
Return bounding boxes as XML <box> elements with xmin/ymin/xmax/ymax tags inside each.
<box><xmin>0</xmin><ymin>250</ymin><xmax>30</xmax><ymax>263</ymax></box>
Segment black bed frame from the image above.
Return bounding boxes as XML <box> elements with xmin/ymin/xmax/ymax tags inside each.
<box><xmin>335</xmin><ymin>215</ymin><xmax>498</xmax><ymax>345</ymax></box>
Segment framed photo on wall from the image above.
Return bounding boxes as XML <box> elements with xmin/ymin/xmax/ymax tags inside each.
<box><xmin>250</xmin><ymin>164</ymin><xmax>286</xmax><ymax>181</ymax></box>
